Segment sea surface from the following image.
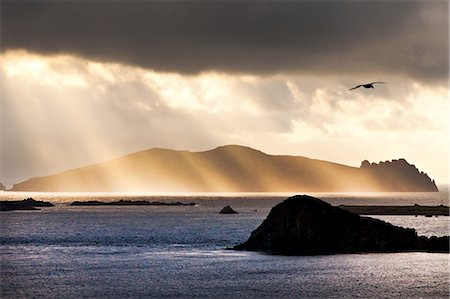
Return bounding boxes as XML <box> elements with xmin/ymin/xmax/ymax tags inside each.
<box><xmin>1</xmin><ymin>188</ymin><xmax>449</xmax><ymax>298</ymax></box>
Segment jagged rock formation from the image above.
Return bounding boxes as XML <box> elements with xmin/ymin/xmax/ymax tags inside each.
<box><xmin>219</xmin><ymin>205</ymin><xmax>238</xmax><ymax>214</ymax></box>
<box><xmin>234</xmin><ymin>195</ymin><xmax>449</xmax><ymax>255</ymax></box>
<box><xmin>0</xmin><ymin>198</ymin><xmax>54</xmax><ymax>211</ymax></box>
<box><xmin>0</xmin><ymin>182</ymin><xmax>5</xmax><ymax>191</ymax></box>
<box><xmin>10</xmin><ymin>145</ymin><xmax>438</xmax><ymax>192</ymax></box>
<box><xmin>360</xmin><ymin>159</ymin><xmax>438</xmax><ymax>191</ymax></box>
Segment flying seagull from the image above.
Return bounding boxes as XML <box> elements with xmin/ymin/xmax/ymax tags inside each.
<box><xmin>348</xmin><ymin>82</ymin><xmax>386</xmax><ymax>90</ymax></box>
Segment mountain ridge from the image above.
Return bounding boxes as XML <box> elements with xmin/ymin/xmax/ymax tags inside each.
<box><xmin>10</xmin><ymin>145</ymin><xmax>438</xmax><ymax>192</ymax></box>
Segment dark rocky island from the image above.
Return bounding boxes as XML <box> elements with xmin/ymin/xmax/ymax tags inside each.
<box><xmin>0</xmin><ymin>182</ymin><xmax>5</xmax><ymax>191</ymax></box>
<box><xmin>219</xmin><ymin>205</ymin><xmax>238</xmax><ymax>214</ymax></box>
<box><xmin>70</xmin><ymin>200</ymin><xmax>196</xmax><ymax>206</ymax></box>
<box><xmin>339</xmin><ymin>204</ymin><xmax>449</xmax><ymax>216</ymax></box>
<box><xmin>0</xmin><ymin>198</ymin><xmax>54</xmax><ymax>211</ymax></box>
<box><xmin>234</xmin><ymin>195</ymin><xmax>449</xmax><ymax>255</ymax></box>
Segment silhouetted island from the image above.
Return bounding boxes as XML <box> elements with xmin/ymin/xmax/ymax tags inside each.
<box><xmin>339</xmin><ymin>204</ymin><xmax>449</xmax><ymax>216</ymax></box>
<box><xmin>0</xmin><ymin>182</ymin><xmax>5</xmax><ymax>191</ymax></box>
<box><xmin>234</xmin><ymin>195</ymin><xmax>449</xmax><ymax>255</ymax></box>
<box><xmin>0</xmin><ymin>198</ymin><xmax>54</xmax><ymax>211</ymax></box>
<box><xmin>70</xmin><ymin>200</ymin><xmax>196</xmax><ymax>206</ymax></box>
<box><xmin>360</xmin><ymin>158</ymin><xmax>438</xmax><ymax>192</ymax></box>
<box><xmin>9</xmin><ymin>145</ymin><xmax>438</xmax><ymax>192</ymax></box>
<box><xmin>219</xmin><ymin>205</ymin><xmax>238</xmax><ymax>214</ymax></box>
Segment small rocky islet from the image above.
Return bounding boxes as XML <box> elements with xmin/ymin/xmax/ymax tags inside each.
<box><xmin>234</xmin><ymin>195</ymin><xmax>449</xmax><ymax>255</ymax></box>
<box><xmin>219</xmin><ymin>205</ymin><xmax>239</xmax><ymax>214</ymax></box>
<box><xmin>70</xmin><ymin>200</ymin><xmax>197</xmax><ymax>206</ymax></box>
<box><xmin>0</xmin><ymin>198</ymin><xmax>197</xmax><ymax>211</ymax></box>
<box><xmin>339</xmin><ymin>204</ymin><xmax>449</xmax><ymax>216</ymax></box>
<box><xmin>0</xmin><ymin>198</ymin><xmax>54</xmax><ymax>211</ymax></box>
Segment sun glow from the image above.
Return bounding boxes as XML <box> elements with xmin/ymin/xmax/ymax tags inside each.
<box><xmin>1</xmin><ymin>50</ymin><xmax>448</xmax><ymax>187</ymax></box>
<box><xmin>2</xmin><ymin>51</ymin><xmax>88</xmax><ymax>87</ymax></box>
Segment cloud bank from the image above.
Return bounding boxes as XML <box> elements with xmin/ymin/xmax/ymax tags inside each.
<box><xmin>2</xmin><ymin>1</ymin><xmax>448</xmax><ymax>82</ymax></box>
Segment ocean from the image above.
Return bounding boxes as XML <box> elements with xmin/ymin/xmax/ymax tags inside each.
<box><xmin>1</xmin><ymin>188</ymin><xmax>449</xmax><ymax>298</ymax></box>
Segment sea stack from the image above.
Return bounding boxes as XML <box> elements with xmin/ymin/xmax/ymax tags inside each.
<box><xmin>219</xmin><ymin>205</ymin><xmax>238</xmax><ymax>214</ymax></box>
<box><xmin>234</xmin><ymin>195</ymin><xmax>449</xmax><ymax>255</ymax></box>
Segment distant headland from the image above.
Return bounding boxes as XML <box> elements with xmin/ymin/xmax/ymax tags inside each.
<box><xmin>9</xmin><ymin>145</ymin><xmax>438</xmax><ymax>192</ymax></box>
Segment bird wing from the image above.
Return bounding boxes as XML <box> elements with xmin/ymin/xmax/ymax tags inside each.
<box><xmin>370</xmin><ymin>81</ymin><xmax>387</xmax><ymax>84</ymax></box>
<box><xmin>348</xmin><ymin>85</ymin><xmax>362</xmax><ymax>90</ymax></box>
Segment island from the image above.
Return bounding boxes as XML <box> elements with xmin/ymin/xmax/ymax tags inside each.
<box><xmin>338</xmin><ymin>204</ymin><xmax>449</xmax><ymax>216</ymax></box>
<box><xmin>234</xmin><ymin>195</ymin><xmax>449</xmax><ymax>255</ymax></box>
<box><xmin>219</xmin><ymin>205</ymin><xmax>239</xmax><ymax>214</ymax></box>
<box><xmin>70</xmin><ymin>200</ymin><xmax>196</xmax><ymax>206</ymax></box>
<box><xmin>0</xmin><ymin>182</ymin><xmax>5</xmax><ymax>191</ymax></box>
<box><xmin>9</xmin><ymin>145</ymin><xmax>438</xmax><ymax>192</ymax></box>
<box><xmin>359</xmin><ymin>159</ymin><xmax>438</xmax><ymax>192</ymax></box>
<box><xmin>1</xmin><ymin>198</ymin><xmax>54</xmax><ymax>211</ymax></box>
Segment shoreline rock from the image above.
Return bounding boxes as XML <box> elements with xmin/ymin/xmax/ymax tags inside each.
<box><xmin>234</xmin><ymin>195</ymin><xmax>449</xmax><ymax>255</ymax></box>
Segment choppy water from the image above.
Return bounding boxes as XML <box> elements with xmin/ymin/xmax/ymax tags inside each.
<box><xmin>1</xmin><ymin>189</ymin><xmax>449</xmax><ymax>298</ymax></box>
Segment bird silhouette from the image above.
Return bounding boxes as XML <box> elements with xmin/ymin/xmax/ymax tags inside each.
<box><xmin>349</xmin><ymin>82</ymin><xmax>386</xmax><ymax>90</ymax></box>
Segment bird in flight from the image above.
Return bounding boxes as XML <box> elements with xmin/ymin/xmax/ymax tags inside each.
<box><xmin>348</xmin><ymin>82</ymin><xmax>386</xmax><ymax>90</ymax></box>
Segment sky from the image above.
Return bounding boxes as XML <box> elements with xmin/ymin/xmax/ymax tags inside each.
<box><xmin>1</xmin><ymin>0</ymin><xmax>449</xmax><ymax>186</ymax></box>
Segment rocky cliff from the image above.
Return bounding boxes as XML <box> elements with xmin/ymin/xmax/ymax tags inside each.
<box><xmin>360</xmin><ymin>159</ymin><xmax>437</xmax><ymax>191</ymax></box>
<box><xmin>234</xmin><ymin>195</ymin><xmax>448</xmax><ymax>255</ymax></box>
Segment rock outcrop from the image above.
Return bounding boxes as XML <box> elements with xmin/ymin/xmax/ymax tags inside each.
<box><xmin>0</xmin><ymin>182</ymin><xmax>5</xmax><ymax>191</ymax></box>
<box><xmin>219</xmin><ymin>205</ymin><xmax>238</xmax><ymax>214</ymax></box>
<box><xmin>360</xmin><ymin>159</ymin><xmax>438</xmax><ymax>191</ymax></box>
<box><xmin>0</xmin><ymin>198</ymin><xmax>54</xmax><ymax>211</ymax></box>
<box><xmin>234</xmin><ymin>195</ymin><xmax>449</xmax><ymax>255</ymax></box>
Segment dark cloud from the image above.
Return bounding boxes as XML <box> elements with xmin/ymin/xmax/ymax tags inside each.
<box><xmin>2</xmin><ymin>1</ymin><xmax>448</xmax><ymax>81</ymax></box>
